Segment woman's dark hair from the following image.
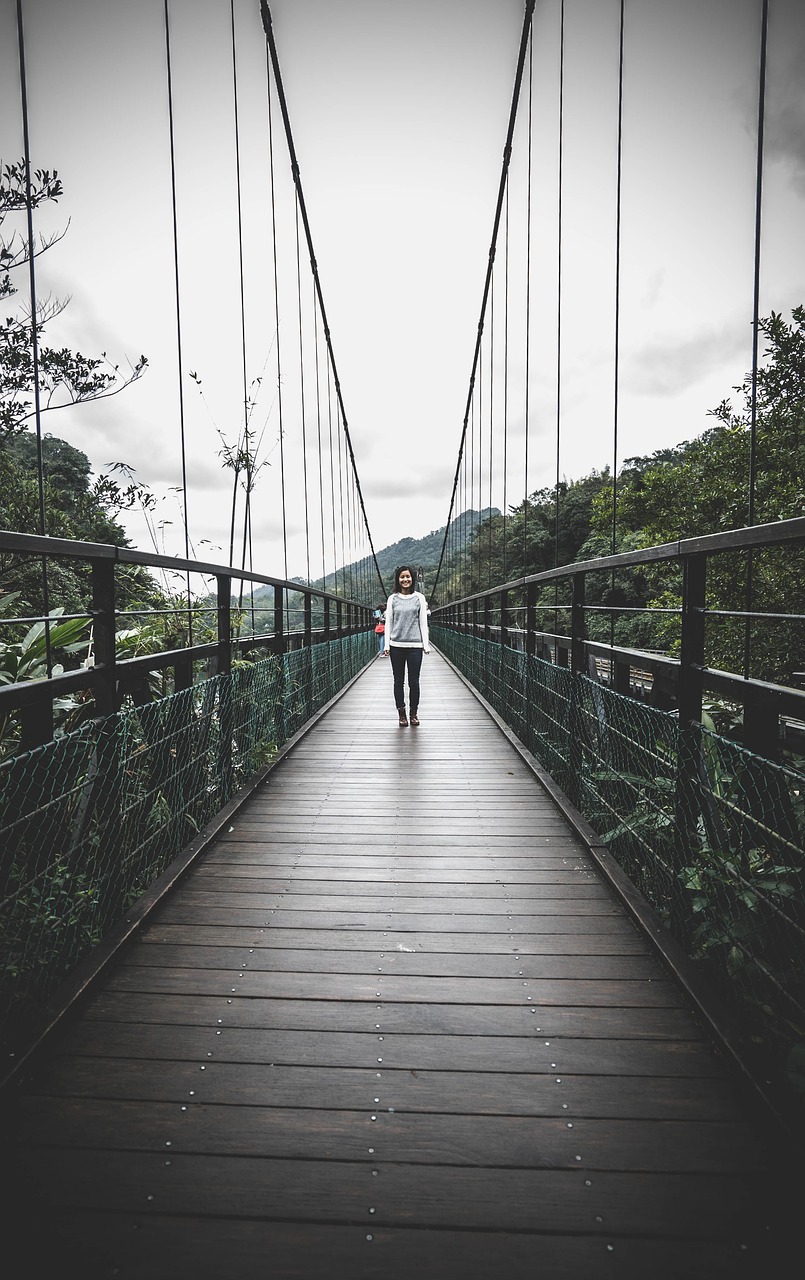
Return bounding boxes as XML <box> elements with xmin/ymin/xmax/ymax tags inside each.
<box><xmin>394</xmin><ymin>565</ymin><xmax>416</xmax><ymax>592</ymax></box>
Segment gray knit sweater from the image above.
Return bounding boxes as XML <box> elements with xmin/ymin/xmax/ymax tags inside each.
<box><xmin>383</xmin><ymin>591</ymin><xmax>429</xmax><ymax>650</ymax></box>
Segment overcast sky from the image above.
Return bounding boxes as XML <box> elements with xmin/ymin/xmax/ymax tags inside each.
<box><xmin>2</xmin><ymin>0</ymin><xmax>804</xmax><ymax>586</ymax></box>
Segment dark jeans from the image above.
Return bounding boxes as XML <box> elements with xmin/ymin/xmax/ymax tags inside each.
<box><xmin>389</xmin><ymin>646</ymin><xmax>423</xmax><ymax>712</ymax></box>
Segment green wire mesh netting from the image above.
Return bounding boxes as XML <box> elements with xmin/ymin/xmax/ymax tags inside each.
<box><xmin>0</xmin><ymin>632</ymin><xmax>375</xmax><ymax>1049</ymax></box>
<box><xmin>433</xmin><ymin>625</ymin><xmax>805</xmax><ymax>1108</ymax></box>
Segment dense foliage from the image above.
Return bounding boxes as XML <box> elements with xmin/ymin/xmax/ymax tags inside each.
<box><xmin>444</xmin><ymin>308</ymin><xmax>805</xmax><ymax>685</ymax></box>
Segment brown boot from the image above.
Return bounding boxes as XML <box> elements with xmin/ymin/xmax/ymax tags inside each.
<box><xmin>398</xmin><ymin>708</ymin><xmax>408</xmax><ymax>727</ymax></box>
<box><xmin>409</xmin><ymin>709</ymin><xmax>419</xmax><ymax>726</ymax></box>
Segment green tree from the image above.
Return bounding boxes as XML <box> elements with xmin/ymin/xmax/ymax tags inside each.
<box><xmin>1</xmin><ymin>160</ymin><xmax>156</xmax><ymax>616</ymax></box>
<box><xmin>1</xmin><ymin>160</ymin><xmax>146</xmax><ymax>437</ymax></box>
<box><xmin>596</xmin><ymin>308</ymin><xmax>804</xmax><ymax>545</ymax></box>
<box><xmin>447</xmin><ymin>308</ymin><xmax>804</xmax><ymax>683</ymax></box>
<box><xmin>585</xmin><ymin>308</ymin><xmax>805</xmax><ymax>680</ymax></box>
<box><xmin>442</xmin><ymin>475</ymin><xmax>610</xmax><ymax>603</ymax></box>
<box><xmin>0</xmin><ymin>429</ymin><xmax>158</xmax><ymax>616</ymax></box>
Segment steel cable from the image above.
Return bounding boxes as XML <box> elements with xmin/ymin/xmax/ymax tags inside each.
<box><xmin>431</xmin><ymin>0</ymin><xmax>537</xmax><ymax>601</ymax></box>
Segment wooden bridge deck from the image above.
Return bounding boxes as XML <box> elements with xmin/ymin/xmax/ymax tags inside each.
<box><xmin>7</xmin><ymin>653</ymin><xmax>792</xmax><ymax>1278</ymax></box>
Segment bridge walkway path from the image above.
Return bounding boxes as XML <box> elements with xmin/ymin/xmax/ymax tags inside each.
<box><xmin>9</xmin><ymin>652</ymin><xmax>786</xmax><ymax>1278</ymax></box>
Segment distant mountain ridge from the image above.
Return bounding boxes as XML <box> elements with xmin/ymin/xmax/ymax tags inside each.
<box><xmin>244</xmin><ymin>508</ymin><xmax>498</xmax><ymax>606</ymax></box>
<box><xmin>325</xmin><ymin>507</ymin><xmax>498</xmax><ymax>601</ymax></box>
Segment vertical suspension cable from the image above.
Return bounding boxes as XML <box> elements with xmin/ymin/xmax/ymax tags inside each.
<box><xmin>294</xmin><ymin>193</ymin><xmax>311</xmax><ymax>583</ymax></box>
<box><xmin>348</xmin><ymin>471</ymin><xmax>355</xmax><ymax>593</ymax></box>
<box><xmin>748</xmin><ymin>0</ymin><xmax>768</xmax><ymax>532</ymax></box>
<box><xmin>230</xmin><ymin>0</ymin><xmax>254</xmax><ymax>624</ymax></box>
<box><xmin>351</xmin><ymin>473</ymin><xmax>359</xmax><ymax>595</ymax></box>
<box><xmin>163</xmin><ymin>0</ymin><xmax>193</xmax><ymax>642</ymax></box>
<box><xmin>488</xmin><ymin>268</ymin><xmax>495</xmax><ymax>588</ymax></box>
<box><xmin>744</xmin><ymin>0</ymin><xmax>769</xmax><ymax>679</ymax></box>
<box><xmin>611</xmin><ymin>0</ymin><xmax>625</xmax><ymax>560</ymax></box>
<box><xmin>265</xmin><ymin>46</ymin><xmax>288</xmax><ymax>579</ymax></box>
<box><xmin>610</xmin><ymin>0</ymin><xmax>626</xmax><ymax>652</ymax></box>
<box><xmin>553</xmin><ymin>0</ymin><xmax>566</xmax><ymax>643</ymax></box>
<box><xmin>469</xmin><ymin>397</ymin><xmax>475</xmax><ymax>588</ymax></box>
<box><xmin>554</xmin><ymin>0</ymin><xmax>565</xmax><ymax>571</ymax></box>
<box><xmin>477</xmin><ymin>338</ymin><xmax>483</xmax><ymax>588</ymax></box>
<box><xmin>501</xmin><ymin>175</ymin><xmax>509</xmax><ymax>581</ymax></box>
<box><xmin>502</xmin><ymin>177</ymin><xmax>510</xmax><ymax>581</ymax></box>
<box><xmin>336</xmin><ymin>398</ymin><xmax>347</xmax><ymax>595</ymax></box>
<box><xmin>462</xmin><ymin>447</ymin><xmax>468</xmax><ymax>589</ymax></box>
<box><xmin>15</xmin><ymin>0</ymin><xmax>51</xmax><ymax>675</ymax></box>
<box><xmin>468</xmin><ymin>388</ymin><xmax>473</xmax><ymax>586</ymax></box>
<box><xmin>524</xmin><ymin>24</ymin><xmax>533</xmax><ymax>575</ymax></box>
<box><xmin>313</xmin><ymin>286</ymin><xmax>327</xmax><ymax>584</ymax></box>
<box><xmin>326</xmin><ymin>359</ymin><xmax>338</xmax><ymax>593</ymax></box>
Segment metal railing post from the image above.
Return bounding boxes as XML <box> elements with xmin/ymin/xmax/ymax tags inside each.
<box><xmin>676</xmin><ymin>553</ymin><xmax>707</xmax><ymax>866</ymax></box>
<box><xmin>499</xmin><ymin>588</ymin><xmax>509</xmax><ymax>722</ymax></box>
<box><xmin>216</xmin><ymin>575</ymin><xmax>232</xmax><ymax>676</ymax></box>
<box><xmin>304</xmin><ymin>592</ymin><xmax>313</xmax><ymax>645</ymax></box>
<box><xmin>216</xmin><ymin>574</ymin><xmax>233</xmax><ymax>800</ymax></box>
<box><xmin>679</xmin><ymin>554</ymin><xmax>705</xmax><ymax>729</ymax></box>
<box><xmin>84</xmin><ymin>556</ymin><xmax>121</xmax><ymax>854</ymax></box>
<box><xmin>92</xmin><ymin>557</ymin><xmax>117</xmax><ymax>717</ymax></box>
<box><xmin>570</xmin><ymin>572</ymin><xmax>586</xmax><ymax>677</ymax></box>
<box><xmin>526</xmin><ymin>581</ymin><xmax>537</xmax><ymax>659</ymax></box>
<box><xmin>274</xmin><ymin>585</ymin><xmax>286</xmax><ymax>744</ymax></box>
<box><xmin>499</xmin><ymin>589</ymin><xmax>509</xmax><ymax>649</ymax></box>
<box><xmin>566</xmin><ymin>572</ymin><xmax>587</xmax><ymax>805</ymax></box>
<box><xmin>304</xmin><ymin>591</ymin><xmax>313</xmax><ymax>720</ymax></box>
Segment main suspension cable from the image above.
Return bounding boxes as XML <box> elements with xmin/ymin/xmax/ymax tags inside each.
<box><xmin>431</xmin><ymin>0</ymin><xmax>536</xmax><ymax>601</ymax></box>
<box><xmin>259</xmin><ymin>0</ymin><xmax>386</xmax><ymax>600</ymax></box>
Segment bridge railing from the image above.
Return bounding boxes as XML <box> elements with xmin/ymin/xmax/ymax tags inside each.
<box><xmin>431</xmin><ymin>517</ymin><xmax>805</xmax><ymax>1128</ymax></box>
<box><xmin>0</xmin><ymin>530</ymin><xmax>376</xmax><ymax>1058</ymax></box>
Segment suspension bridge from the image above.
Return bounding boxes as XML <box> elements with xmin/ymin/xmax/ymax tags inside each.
<box><xmin>1</xmin><ymin>2</ymin><xmax>804</xmax><ymax>1277</ymax></box>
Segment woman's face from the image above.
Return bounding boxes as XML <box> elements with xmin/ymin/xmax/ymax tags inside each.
<box><xmin>398</xmin><ymin>570</ymin><xmax>413</xmax><ymax>592</ymax></box>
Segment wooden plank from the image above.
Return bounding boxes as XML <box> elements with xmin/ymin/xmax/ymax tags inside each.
<box><xmin>100</xmin><ymin>967</ymin><xmax>688</xmax><ymax>1006</ymax></box>
<box><xmin>80</xmin><ymin>993</ymin><xmax>707</xmax><ymax>1040</ymax></box>
<box><xmin>137</xmin><ymin>924</ymin><xmax>649</xmax><ymax>953</ymax></box>
<box><xmin>12</xmin><ymin>1212</ymin><xmax>761</xmax><ymax>1280</ymax></box>
<box><xmin>216</xmin><ymin>829</ymin><xmax>580</xmax><ymax>845</ymax></box>
<box><xmin>147</xmin><ymin>908</ymin><xmax>625</xmax><ymax>930</ymax></box>
<box><xmin>145</xmin><ymin>907</ymin><xmax>644</xmax><ymax>936</ymax></box>
<box><xmin>199</xmin><ymin>847</ymin><xmax>594</xmax><ymax>864</ymax></box>
<box><xmin>12</xmin><ymin>1147</ymin><xmax>762</xmax><ymax>1238</ymax></box>
<box><xmin>192</xmin><ymin>861</ymin><xmax>599</xmax><ymax>880</ymax></box>
<box><xmin>164</xmin><ymin>890</ymin><xmax>619</xmax><ymax>912</ymax></box>
<box><xmin>24</xmin><ymin>1058</ymin><xmax>752</xmax><ymax>1119</ymax></box>
<box><xmin>53</xmin><ymin>1022</ymin><xmax>727</xmax><ymax>1077</ymax></box>
<box><xmin>18</xmin><ymin>1097</ymin><xmax>764</xmax><ymax>1172</ymax></box>
<box><xmin>125</xmin><ymin>944</ymin><xmax>665</xmax><ymax>980</ymax></box>
<box><xmin>194</xmin><ymin>864</ymin><xmax>596</xmax><ymax>880</ymax></box>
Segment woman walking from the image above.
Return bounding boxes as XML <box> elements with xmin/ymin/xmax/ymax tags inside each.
<box><xmin>373</xmin><ymin>604</ymin><xmax>386</xmax><ymax>654</ymax></box>
<box><xmin>383</xmin><ymin>565</ymin><xmax>429</xmax><ymax>726</ymax></box>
